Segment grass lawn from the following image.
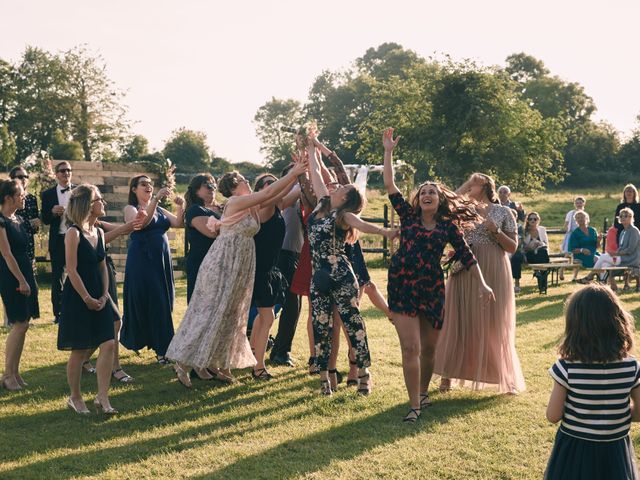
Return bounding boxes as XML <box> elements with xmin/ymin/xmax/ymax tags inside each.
<box><xmin>2</xmin><ymin>186</ymin><xmax>639</xmax><ymax>479</ymax></box>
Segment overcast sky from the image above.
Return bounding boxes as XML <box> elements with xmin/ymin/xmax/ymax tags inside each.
<box><xmin>3</xmin><ymin>0</ymin><xmax>639</xmax><ymax>164</ymax></box>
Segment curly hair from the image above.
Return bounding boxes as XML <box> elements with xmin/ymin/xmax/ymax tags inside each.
<box><xmin>218</xmin><ymin>171</ymin><xmax>245</xmax><ymax>198</ymax></box>
<box><xmin>410</xmin><ymin>182</ymin><xmax>480</xmax><ymax>228</ymax></box>
<box><xmin>559</xmin><ymin>284</ymin><xmax>634</xmax><ymax>362</ymax></box>
<box><xmin>318</xmin><ymin>185</ymin><xmax>364</xmax><ymax>244</ymax></box>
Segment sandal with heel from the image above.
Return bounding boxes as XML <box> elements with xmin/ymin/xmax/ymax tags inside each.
<box><xmin>357</xmin><ymin>372</ymin><xmax>372</xmax><ymax>396</ymax></box>
<box><xmin>252</xmin><ymin>368</ymin><xmax>273</xmax><ymax>381</ymax></box>
<box><xmin>328</xmin><ymin>368</ymin><xmax>343</xmax><ymax>391</ymax></box>
<box><xmin>320</xmin><ymin>379</ymin><xmax>333</xmax><ymax>396</ymax></box>
<box><xmin>420</xmin><ymin>393</ymin><xmax>433</xmax><ymax>408</ymax></box>
<box><xmin>403</xmin><ymin>407</ymin><xmax>421</xmax><ymax>423</ymax></box>
<box><xmin>346</xmin><ymin>359</ymin><xmax>358</xmax><ymax>387</ymax></box>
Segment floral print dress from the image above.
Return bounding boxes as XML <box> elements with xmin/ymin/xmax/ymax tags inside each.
<box><xmin>308</xmin><ymin>201</ymin><xmax>371</xmax><ymax>371</ymax></box>
<box><xmin>387</xmin><ymin>192</ymin><xmax>476</xmax><ymax>329</ymax></box>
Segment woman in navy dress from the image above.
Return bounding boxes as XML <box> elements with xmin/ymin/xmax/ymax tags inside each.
<box><xmin>382</xmin><ymin>128</ymin><xmax>493</xmax><ymax>422</ymax></box>
<box><xmin>0</xmin><ymin>180</ymin><xmax>38</xmax><ymax>391</ymax></box>
<box><xmin>57</xmin><ymin>184</ymin><xmax>116</xmax><ymax>414</ymax></box>
<box><xmin>185</xmin><ymin>173</ymin><xmax>221</xmax><ymax>303</ymax></box>
<box><xmin>121</xmin><ymin>175</ymin><xmax>184</xmax><ymax>364</ymax></box>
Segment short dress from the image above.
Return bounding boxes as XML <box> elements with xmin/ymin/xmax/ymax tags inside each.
<box><xmin>387</xmin><ymin>192</ymin><xmax>476</xmax><ymax>328</ymax></box>
<box><xmin>290</xmin><ymin>206</ymin><xmax>313</xmax><ymax>296</ymax></box>
<box><xmin>0</xmin><ymin>214</ymin><xmax>39</xmax><ymax>323</ymax></box>
<box><xmin>251</xmin><ymin>208</ymin><xmax>288</xmax><ymax>307</ymax></box>
<box><xmin>57</xmin><ymin>226</ymin><xmax>114</xmax><ymax>350</ymax></box>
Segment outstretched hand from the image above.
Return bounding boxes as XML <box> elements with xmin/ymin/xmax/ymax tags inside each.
<box><xmin>383</xmin><ymin>127</ymin><xmax>401</xmax><ymax>151</ymax></box>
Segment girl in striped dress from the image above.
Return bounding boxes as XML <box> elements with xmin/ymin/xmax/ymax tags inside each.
<box><xmin>545</xmin><ymin>284</ymin><xmax>640</xmax><ymax>479</ymax></box>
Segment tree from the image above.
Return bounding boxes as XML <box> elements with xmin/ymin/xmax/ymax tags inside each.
<box><xmin>210</xmin><ymin>156</ymin><xmax>233</xmax><ymax>175</ymax></box>
<box><xmin>253</xmin><ymin>97</ymin><xmax>304</xmax><ymax>172</ymax></box>
<box><xmin>505</xmin><ymin>53</ymin><xmax>549</xmax><ymax>83</ymax></box>
<box><xmin>563</xmin><ymin>121</ymin><xmax>620</xmax><ymax>185</ymax></box>
<box><xmin>119</xmin><ymin>134</ymin><xmax>150</xmax><ymax>163</ymax></box>
<box><xmin>62</xmin><ymin>46</ymin><xmax>129</xmax><ymax>161</ymax></box>
<box><xmin>617</xmin><ymin>115</ymin><xmax>640</xmax><ymax>173</ymax></box>
<box><xmin>0</xmin><ymin>124</ymin><xmax>17</xmax><ymax>171</ymax></box>
<box><xmin>162</xmin><ymin>128</ymin><xmax>211</xmax><ymax>173</ymax></box>
<box><xmin>50</xmin><ymin>130</ymin><xmax>83</xmax><ymax>160</ymax></box>
<box><xmin>0</xmin><ymin>59</ymin><xmax>16</xmax><ymax>126</ymax></box>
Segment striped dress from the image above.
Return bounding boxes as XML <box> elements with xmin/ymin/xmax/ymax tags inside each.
<box><xmin>545</xmin><ymin>357</ymin><xmax>640</xmax><ymax>479</ymax></box>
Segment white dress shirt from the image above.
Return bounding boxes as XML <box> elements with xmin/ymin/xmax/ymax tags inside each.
<box><xmin>56</xmin><ymin>184</ymin><xmax>72</xmax><ymax>235</ymax></box>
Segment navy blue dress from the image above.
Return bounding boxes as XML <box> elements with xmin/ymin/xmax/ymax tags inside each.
<box><xmin>121</xmin><ymin>208</ymin><xmax>175</xmax><ymax>356</ymax></box>
<box><xmin>185</xmin><ymin>204</ymin><xmax>220</xmax><ymax>303</ymax></box>
<box><xmin>0</xmin><ymin>214</ymin><xmax>38</xmax><ymax>323</ymax></box>
<box><xmin>251</xmin><ymin>208</ymin><xmax>287</xmax><ymax>308</ymax></box>
<box><xmin>57</xmin><ymin>226</ymin><xmax>113</xmax><ymax>350</ymax></box>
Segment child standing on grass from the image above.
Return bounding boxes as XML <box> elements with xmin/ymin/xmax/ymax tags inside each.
<box><xmin>545</xmin><ymin>284</ymin><xmax>640</xmax><ymax>479</ymax></box>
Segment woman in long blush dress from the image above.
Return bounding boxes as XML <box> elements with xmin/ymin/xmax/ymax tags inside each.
<box><xmin>435</xmin><ymin>173</ymin><xmax>526</xmax><ymax>394</ymax></box>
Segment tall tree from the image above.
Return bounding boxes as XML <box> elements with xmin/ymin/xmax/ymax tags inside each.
<box><xmin>0</xmin><ymin>124</ymin><xmax>17</xmax><ymax>171</ymax></box>
<box><xmin>119</xmin><ymin>134</ymin><xmax>150</xmax><ymax>163</ymax></box>
<box><xmin>253</xmin><ymin>97</ymin><xmax>304</xmax><ymax>172</ymax></box>
<box><xmin>163</xmin><ymin>128</ymin><xmax>211</xmax><ymax>173</ymax></box>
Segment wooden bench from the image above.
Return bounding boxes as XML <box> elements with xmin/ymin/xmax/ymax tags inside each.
<box><xmin>529</xmin><ymin>263</ymin><xmax>581</xmax><ymax>287</ymax></box>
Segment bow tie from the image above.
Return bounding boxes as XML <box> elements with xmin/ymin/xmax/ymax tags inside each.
<box><xmin>60</xmin><ymin>187</ymin><xmax>71</xmax><ymax>193</ymax></box>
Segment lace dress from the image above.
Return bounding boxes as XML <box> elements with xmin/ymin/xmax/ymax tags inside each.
<box><xmin>166</xmin><ymin>211</ymin><xmax>259</xmax><ymax>369</ymax></box>
<box><xmin>434</xmin><ymin>203</ymin><xmax>526</xmax><ymax>393</ymax></box>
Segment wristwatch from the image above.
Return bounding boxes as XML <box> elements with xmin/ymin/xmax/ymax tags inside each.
<box><xmin>495</xmin><ymin>227</ymin><xmax>502</xmax><ymax>236</ymax></box>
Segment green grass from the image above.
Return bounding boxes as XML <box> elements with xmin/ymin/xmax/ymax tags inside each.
<box><xmin>2</xmin><ymin>186</ymin><xmax>639</xmax><ymax>479</ymax></box>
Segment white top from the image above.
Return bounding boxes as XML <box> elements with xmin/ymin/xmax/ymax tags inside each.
<box><xmin>56</xmin><ymin>184</ymin><xmax>72</xmax><ymax>235</ymax></box>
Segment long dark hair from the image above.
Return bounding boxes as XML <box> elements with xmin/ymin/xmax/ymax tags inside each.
<box><xmin>411</xmin><ymin>182</ymin><xmax>479</xmax><ymax>228</ymax></box>
<box><xmin>319</xmin><ymin>185</ymin><xmax>364</xmax><ymax>244</ymax></box>
<box><xmin>185</xmin><ymin>173</ymin><xmax>216</xmax><ymax>211</ymax></box>
<box><xmin>254</xmin><ymin>173</ymin><xmax>278</xmax><ymax>192</ymax></box>
<box><xmin>559</xmin><ymin>284</ymin><xmax>634</xmax><ymax>362</ymax></box>
<box><xmin>128</xmin><ymin>175</ymin><xmax>152</xmax><ymax>206</ymax></box>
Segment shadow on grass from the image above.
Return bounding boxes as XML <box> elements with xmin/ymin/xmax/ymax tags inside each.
<box><xmin>0</xmin><ymin>356</ymin><xmax>501</xmax><ymax>479</ymax></box>
<box><xmin>516</xmin><ymin>300</ymin><xmax>564</xmax><ymax>327</ymax></box>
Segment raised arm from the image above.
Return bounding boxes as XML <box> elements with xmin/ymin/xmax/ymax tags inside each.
<box><xmin>225</xmin><ymin>162</ymin><xmax>307</xmax><ymax>217</ymax></box>
<box><xmin>342</xmin><ymin>212</ymin><xmax>399</xmax><ymax>240</ymax></box>
<box><xmin>314</xmin><ymin>138</ymin><xmax>350</xmax><ymax>186</ymax></box>
<box><xmin>382</xmin><ymin>127</ymin><xmax>401</xmax><ymax>195</ymax></box>
<box><xmin>307</xmin><ymin>139</ymin><xmax>330</xmax><ymax>199</ymax></box>
<box><xmin>98</xmin><ymin>220</ymin><xmax>136</xmax><ymax>244</ymax></box>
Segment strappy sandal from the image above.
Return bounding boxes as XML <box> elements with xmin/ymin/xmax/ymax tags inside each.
<box><xmin>156</xmin><ymin>355</ymin><xmax>171</xmax><ymax>365</ymax></box>
<box><xmin>328</xmin><ymin>368</ymin><xmax>343</xmax><ymax>390</ymax></box>
<box><xmin>308</xmin><ymin>357</ymin><xmax>320</xmax><ymax>376</ymax></box>
<box><xmin>357</xmin><ymin>372</ymin><xmax>372</xmax><ymax>396</ymax></box>
<box><xmin>206</xmin><ymin>368</ymin><xmax>236</xmax><ymax>384</ymax></box>
<box><xmin>112</xmin><ymin>368</ymin><xmax>134</xmax><ymax>383</ymax></box>
<box><xmin>403</xmin><ymin>407</ymin><xmax>421</xmax><ymax>423</ymax></box>
<box><xmin>252</xmin><ymin>368</ymin><xmax>273</xmax><ymax>381</ymax></box>
<box><xmin>420</xmin><ymin>393</ymin><xmax>433</xmax><ymax>408</ymax></box>
<box><xmin>320</xmin><ymin>379</ymin><xmax>333</xmax><ymax>396</ymax></box>
<box><xmin>346</xmin><ymin>359</ymin><xmax>358</xmax><ymax>387</ymax></box>
<box><xmin>82</xmin><ymin>361</ymin><xmax>96</xmax><ymax>374</ymax></box>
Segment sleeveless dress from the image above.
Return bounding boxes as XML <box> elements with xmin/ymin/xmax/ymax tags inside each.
<box><xmin>57</xmin><ymin>226</ymin><xmax>114</xmax><ymax>350</ymax></box>
<box><xmin>290</xmin><ymin>206</ymin><xmax>312</xmax><ymax>296</ymax></box>
<box><xmin>0</xmin><ymin>214</ymin><xmax>38</xmax><ymax>323</ymax></box>
<box><xmin>434</xmin><ymin>203</ymin><xmax>526</xmax><ymax>393</ymax></box>
<box><xmin>121</xmin><ymin>208</ymin><xmax>175</xmax><ymax>356</ymax></box>
<box><xmin>166</xmin><ymin>211</ymin><xmax>259</xmax><ymax>369</ymax></box>
<box><xmin>251</xmin><ymin>207</ymin><xmax>287</xmax><ymax>307</ymax></box>
<box><xmin>185</xmin><ymin>204</ymin><xmax>220</xmax><ymax>303</ymax></box>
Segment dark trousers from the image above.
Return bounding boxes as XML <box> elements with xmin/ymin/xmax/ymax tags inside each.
<box><xmin>510</xmin><ymin>251</ymin><xmax>524</xmax><ymax>280</ymax></box>
<box><xmin>271</xmin><ymin>250</ymin><xmax>301</xmax><ymax>358</ymax></box>
<box><xmin>49</xmin><ymin>234</ymin><xmax>66</xmax><ymax>321</ymax></box>
<box><xmin>526</xmin><ymin>248</ymin><xmax>550</xmax><ymax>293</ymax></box>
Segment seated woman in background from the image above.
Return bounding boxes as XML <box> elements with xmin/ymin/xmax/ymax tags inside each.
<box><xmin>523</xmin><ymin>212</ymin><xmax>550</xmax><ymax>294</ymax></box>
<box><xmin>567</xmin><ymin>211</ymin><xmax>599</xmax><ymax>280</ymax></box>
<box><xmin>579</xmin><ymin>208</ymin><xmax>640</xmax><ymax>291</ymax></box>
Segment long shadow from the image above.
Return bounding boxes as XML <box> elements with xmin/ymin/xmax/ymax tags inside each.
<box><xmin>516</xmin><ymin>301</ymin><xmax>564</xmax><ymax>327</ymax></box>
<box><xmin>190</xmin><ymin>396</ymin><xmax>502</xmax><ymax>480</ymax></box>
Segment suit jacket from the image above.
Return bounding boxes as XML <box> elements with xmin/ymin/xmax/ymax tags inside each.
<box><xmin>41</xmin><ymin>184</ymin><xmax>74</xmax><ymax>249</ymax></box>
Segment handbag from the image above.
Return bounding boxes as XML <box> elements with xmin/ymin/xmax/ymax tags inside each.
<box><xmin>312</xmin><ymin>219</ymin><xmax>337</xmax><ymax>295</ymax></box>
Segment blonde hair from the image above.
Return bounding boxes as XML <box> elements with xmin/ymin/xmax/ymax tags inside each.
<box><xmin>65</xmin><ymin>184</ymin><xmax>99</xmax><ymax>228</ymax></box>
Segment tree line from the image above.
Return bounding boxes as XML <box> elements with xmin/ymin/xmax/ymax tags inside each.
<box><xmin>254</xmin><ymin>43</ymin><xmax>640</xmax><ymax>191</ymax></box>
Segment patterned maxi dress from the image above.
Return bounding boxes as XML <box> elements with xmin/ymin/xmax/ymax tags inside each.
<box><xmin>434</xmin><ymin>203</ymin><xmax>526</xmax><ymax>393</ymax></box>
<box><xmin>166</xmin><ymin>210</ymin><xmax>259</xmax><ymax>370</ymax></box>
<box><xmin>308</xmin><ymin>202</ymin><xmax>371</xmax><ymax>371</ymax></box>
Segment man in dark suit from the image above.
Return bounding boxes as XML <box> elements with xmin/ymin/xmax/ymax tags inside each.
<box><xmin>41</xmin><ymin>161</ymin><xmax>74</xmax><ymax>323</ymax></box>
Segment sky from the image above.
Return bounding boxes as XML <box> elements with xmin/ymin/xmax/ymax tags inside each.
<box><xmin>3</xmin><ymin>0</ymin><xmax>639</xmax><ymax>164</ymax></box>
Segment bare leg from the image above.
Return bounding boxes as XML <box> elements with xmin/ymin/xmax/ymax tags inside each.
<box><xmin>393</xmin><ymin>313</ymin><xmax>422</xmax><ymax>410</ymax></box>
<box><xmin>95</xmin><ymin>340</ymin><xmax>115</xmax><ymax>409</ymax></box>
<box><xmin>250</xmin><ymin>307</ymin><xmax>276</xmax><ymax>373</ymax></box>
<box><xmin>364</xmin><ymin>281</ymin><xmax>391</xmax><ymax>318</ymax></box>
<box><xmin>419</xmin><ymin>318</ymin><xmax>440</xmax><ymax>395</ymax></box>
<box><xmin>67</xmin><ymin>350</ymin><xmax>89</xmax><ymax>411</ymax></box>
<box><xmin>3</xmin><ymin>321</ymin><xmax>29</xmax><ymax>389</ymax></box>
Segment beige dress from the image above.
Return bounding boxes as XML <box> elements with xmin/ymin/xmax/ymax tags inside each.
<box><xmin>166</xmin><ymin>211</ymin><xmax>259</xmax><ymax>370</ymax></box>
<box><xmin>434</xmin><ymin>203</ymin><xmax>526</xmax><ymax>393</ymax></box>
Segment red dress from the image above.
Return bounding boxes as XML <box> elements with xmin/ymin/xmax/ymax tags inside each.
<box><xmin>290</xmin><ymin>206</ymin><xmax>312</xmax><ymax>296</ymax></box>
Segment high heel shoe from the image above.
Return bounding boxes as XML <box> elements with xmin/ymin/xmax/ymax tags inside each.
<box><xmin>357</xmin><ymin>372</ymin><xmax>372</xmax><ymax>396</ymax></box>
<box><xmin>173</xmin><ymin>364</ymin><xmax>192</xmax><ymax>388</ymax></box>
<box><xmin>2</xmin><ymin>375</ymin><xmax>22</xmax><ymax>391</ymax></box>
<box><xmin>190</xmin><ymin>368</ymin><xmax>214</xmax><ymax>381</ymax></box>
<box><xmin>308</xmin><ymin>357</ymin><xmax>319</xmax><ymax>375</ymax></box>
<box><xmin>328</xmin><ymin>368</ymin><xmax>343</xmax><ymax>391</ymax></box>
<box><xmin>403</xmin><ymin>407</ymin><xmax>421</xmax><ymax>423</ymax></box>
<box><xmin>346</xmin><ymin>359</ymin><xmax>358</xmax><ymax>387</ymax></box>
<box><xmin>67</xmin><ymin>397</ymin><xmax>90</xmax><ymax>415</ymax></box>
<box><xmin>320</xmin><ymin>379</ymin><xmax>332</xmax><ymax>396</ymax></box>
<box><xmin>94</xmin><ymin>398</ymin><xmax>118</xmax><ymax>415</ymax></box>
<box><xmin>16</xmin><ymin>374</ymin><xmax>27</xmax><ymax>388</ymax></box>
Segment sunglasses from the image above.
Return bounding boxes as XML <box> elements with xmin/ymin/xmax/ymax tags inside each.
<box><xmin>57</xmin><ymin>168</ymin><xmax>72</xmax><ymax>174</ymax></box>
<box><xmin>138</xmin><ymin>180</ymin><xmax>154</xmax><ymax>187</ymax></box>
<box><xmin>13</xmin><ymin>175</ymin><xmax>29</xmax><ymax>180</ymax></box>
<box><xmin>528</xmin><ymin>217</ymin><xmax>539</xmax><ymax>221</ymax></box>
<box><xmin>204</xmin><ymin>183</ymin><xmax>217</xmax><ymax>190</ymax></box>
<box><xmin>92</xmin><ymin>197</ymin><xmax>106</xmax><ymax>204</ymax></box>
<box><xmin>619</xmin><ymin>214</ymin><xmax>632</xmax><ymax>218</ymax></box>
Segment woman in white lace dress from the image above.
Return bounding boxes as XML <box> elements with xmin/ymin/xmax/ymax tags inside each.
<box><xmin>166</xmin><ymin>163</ymin><xmax>307</xmax><ymax>387</ymax></box>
